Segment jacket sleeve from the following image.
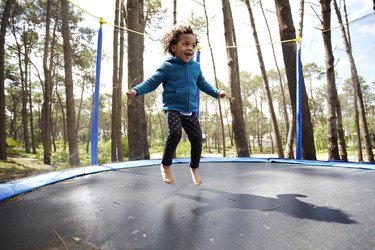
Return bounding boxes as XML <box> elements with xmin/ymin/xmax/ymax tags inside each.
<box><xmin>133</xmin><ymin>63</ymin><xmax>166</xmax><ymax>96</ymax></box>
<box><xmin>196</xmin><ymin>71</ymin><xmax>220</xmax><ymax>98</ymax></box>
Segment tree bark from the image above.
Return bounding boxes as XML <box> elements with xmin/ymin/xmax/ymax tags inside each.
<box><xmin>329</xmin><ymin>0</ymin><xmax>348</xmax><ymax>161</ymax></box>
<box><xmin>22</xmin><ymin>37</ymin><xmax>31</xmax><ymax>153</ymax></box>
<box><xmin>320</xmin><ymin>0</ymin><xmax>340</xmax><ymax>160</ymax></box>
<box><xmin>61</xmin><ymin>0</ymin><xmax>80</xmax><ymax>165</ymax></box>
<box><xmin>0</xmin><ymin>0</ymin><xmax>15</xmax><ymax>160</ymax></box>
<box><xmin>42</xmin><ymin>0</ymin><xmax>53</xmax><ymax>164</ymax></box>
<box><xmin>28</xmin><ymin>66</ymin><xmax>37</xmax><ymax>154</ymax></box>
<box><xmin>335</xmin><ymin>98</ymin><xmax>348</xmax><ymax>161</ymax></box>
<box><xmin>353</xmin><ymin>86</ymin><xmax>363</xmax><ymax>162</ymax></box>
<box><xmin>127</xmin><ymin>0</ymin><xmax>150</xmax><ymax>160</ymax></box>
<box><xmin>117</xmin><ymin>2</ymin><xmax>125</xmax><ymax>161</ymax></box>
<box><xmin>111</xmin><ymin>0</ymin><xmax>122</xmax><ymax>162</ymax></box>
<box><xmin>173</xmin><ymin>0</ymin><xmax>177</xmax><ymax>25</ymax></box>
<box><xmin>221</xmin><ymin>0</ymin><xmax>249</xmax><ymax>157</ymax></box>
<box><xmin>111</xmin><ymin>0</ymin><xmax>119</xmax><ymax>161</ymax></box>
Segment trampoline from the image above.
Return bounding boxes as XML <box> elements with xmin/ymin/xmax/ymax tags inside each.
<box><xmin>1</xmin><ymin>158</ymin><xmax>375</xmax><ymax>249</ymax></box>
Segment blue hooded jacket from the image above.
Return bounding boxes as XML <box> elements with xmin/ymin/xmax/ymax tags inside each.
<box><xmin>133</xmin><ymin>56</ymin><xmax>220</xmax><ymax>113</ymax></box>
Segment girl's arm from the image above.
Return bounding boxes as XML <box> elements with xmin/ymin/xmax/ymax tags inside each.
<box><xmin>129</xmin><ymin>62</ymin><xmax>166</xmax><ymax>97</ymax></box>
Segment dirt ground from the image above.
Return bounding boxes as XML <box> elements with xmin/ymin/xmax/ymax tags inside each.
<box><xmin>0</xmin><ymin>156</ymin><xmax>55</xmax><ymax>183</ymax></box>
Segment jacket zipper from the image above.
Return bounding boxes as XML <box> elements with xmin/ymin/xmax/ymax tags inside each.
<box><xmin>185</xmin><ymin>63</ymin><xmax>190</xmax><ymax>111</ymax></box>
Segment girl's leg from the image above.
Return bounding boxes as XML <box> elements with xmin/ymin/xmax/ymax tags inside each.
<box><xmin>182</xmin><ymin>113</ymin><xmax>203</xmax><ymax>185</ymax></box>
<box><xmin>161</xmin><ymin>111</ymin><xmax>182</xmax><ymax>184</ymax></box>
<box><xmin>189</xmin><ymin>168</ymin><xmax>202</xmax><ymax>186</ymax></box>
<box><xmin>160</xmin><ymin>164</ymin><xmax>174</xmax><ymax>184</ymax></box>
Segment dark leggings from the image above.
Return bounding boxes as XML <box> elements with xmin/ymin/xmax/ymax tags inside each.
<box><xmin>161</xmin><ymin>111</ymin><xmax>202</xmax><ymax>168</ymax></box>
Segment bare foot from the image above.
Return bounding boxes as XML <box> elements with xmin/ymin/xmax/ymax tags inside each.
<box><xmin>160</xmin><ymin>164</ymin><xmax>175</xmax><ymax>184</ymax></box>
<box><xmin>190</xmin><ymin>168</ymin><xmax>202</xmax><ymax>186</ymax></box>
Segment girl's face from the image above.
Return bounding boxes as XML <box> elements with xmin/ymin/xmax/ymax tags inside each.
<box><xmin>171</xmin><ymin>33</ymin><xmax>197</xmax><ymax>63</ymax></box>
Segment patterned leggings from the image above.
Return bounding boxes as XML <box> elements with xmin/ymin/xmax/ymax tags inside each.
<box><xmin>161</xmin><ymin>111</ymin><xmax>202</xmax><ymax>168</ymax></box>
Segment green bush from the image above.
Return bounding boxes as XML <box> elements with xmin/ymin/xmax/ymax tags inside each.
<box><xmin>6</xmin><ymin>138</ymin><xmax>21</xmax><ymax>149</ymax></box>
<box><xmin>176</xmin><ymin>140</ymin><xmax>191</xmax><ymax>158</ymax></box>
<box><xmin>98</xmin><ymin>140</ymin><xmax>111</xmax><ymax>164</ymax></box>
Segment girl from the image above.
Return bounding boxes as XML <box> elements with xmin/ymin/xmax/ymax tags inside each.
<box><xmin>127</xmin><ymin>24</ymin><xmax>226</xmax><ymax>185</ymax></box>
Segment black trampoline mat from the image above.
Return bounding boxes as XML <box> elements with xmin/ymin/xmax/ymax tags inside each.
<box><xmin>1</xmin><ymin>162</ymin><xmax>375</xmax><ymax>249</ymax></box>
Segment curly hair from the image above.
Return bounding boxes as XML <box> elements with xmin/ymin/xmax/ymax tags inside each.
<box><xmin>162</xmin><ymin>24</ymin><xmax>199</xmax><ymax>56</ymax></box>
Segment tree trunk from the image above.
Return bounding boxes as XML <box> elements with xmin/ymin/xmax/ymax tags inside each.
<box><xmin>28</xmin><ymin>67</ymin><xmax>36</xmax><ymax>154</ymax></box>
<box><xmin>9</xmin><ymin>91</ymin><xmax>18</xmax><ymax>140</ymax></box>
<box><xmin>111</xmin><ymin>0</ymin><xmax>123</xmax><ymax>162</ymax></box>
<box><xmin>353</xmin><ymin>87</ymin><xmax>363</xmax><ymax>162</ymax></box>
<box><xmin>61</xmin><ymin>0</ymin><xmax>80</xmax><ymax>166</ymax></box>
<box><xmin>202</xmin><ymin>0</ymin><xmax>226</xmax><ymax>156</ymax></box>
<box><xmin>333</xmin><ymin>0</ymin><xmax>373</xmax><ymax>162</ymax></box>
<box><xmin>274</xmin><ymin>0</ymin><xmax>316</xmax><ymax>160</ymax></box>
<box><xmin>11</xmin><ymin>20</ymin><xmax>31</xmax><ymax>154</ymax></box>
<box><xmin>76</xmin><ymin>83</ymin><xmax>84</xmax><ymax>139</ymax></box>
<box><xmin>285</xmin><ymin>118</ymin><xmax>296</xmax><ymax>159</ymax></box>
<box><xmin>42</xmin><ymin>0</ymin><xmax>53</xmax><ymax>164</ymax></box>
<box><xmin>56</xmin><ymin>86</ymin><xmax>67</xmax><ymax>150</ymax></box>
<box><xmin>127</xmin><ymin>0</ymin><xmax>150</xmax><ymax>160</ymax></box>
<box><xmin>173</xmin><ymin>0</ymin><xmax>177</xmax><ymax>25</ymax></box>
<box><xmin>330</xmin><ymin>0</ymin><xmax>348</xmax><ymax>161</ymax></box>
<box><xmin>335</xmin><ymin>98</ymin><xmax>348</xmax><ymax>161</ymax></box>
<box><xmin>244</xmin><ymin>0</ymin><xmax>284</xmax><ymax>158</ymax></box>
<box><xmin>111</xmin><ymin>0</ymin><xmax>119</xmax><ymax>162</ymax></box>
<box><xmin>23</xmin><ymin>40</ymin><xmax>31</xmax><ymax>153</ymax></box>
<box><xmin>226</xmin><ymin>109</ymin><xmax>233</xmax><ymax>146</ymax></box>
<box><xmin>259</xmin><ymin>0</ymin><xmax>289</xmax><ymax>141</ymax></box>
<box><xmin>0</xmin><ymin>0</ymin><xmax>15</xmax><ymax>160</ymax></box>
<box><xmin>117</xmin><ymin>2</ymin><xmax>125</xmax><ymax>161</ymax></box>
<box><xmin>221</xmin><ymin>0</ymin><xmax>249</xmax><ymax>157</ymax></box>
<box><xmin>255</xmin><ymin>97</ymin><xmax>260</xmax><ymax>150</ymax></box>
<box><xmin>259</xmin><ymin>100</ymin><xmax>263</xmax><ymax>152</ymax></box>
<box><xmin>321</xmin><ymin>0</ymin><xmax>340</xmax><ymax>160</ymax></box>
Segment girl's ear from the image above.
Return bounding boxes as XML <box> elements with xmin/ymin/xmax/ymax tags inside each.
<box><xmin>171</xmin><ymin>44</ymin><xmax>177</xmax><ymax>54</ymax></box>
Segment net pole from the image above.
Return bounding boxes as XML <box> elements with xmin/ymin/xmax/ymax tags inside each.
<box><xmin>195</xmin><ymin>49</ymin><xmax>201</xmax><ymax>118</ymax></box>
<box><xmin>296</xmin><ymin>40</ymin><xmax>303</xmax><ymax>160</ymax></box>
<box><xmin>91</xmin><ymin>21</ymin><xmax>104</xmax><ymax>165</ymax></box>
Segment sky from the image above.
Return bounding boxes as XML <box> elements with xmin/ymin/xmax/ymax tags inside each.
<box><xmin>70</xmin><ymin>0</ymin><xmax>375</xmax><ymax>94</ymax></box>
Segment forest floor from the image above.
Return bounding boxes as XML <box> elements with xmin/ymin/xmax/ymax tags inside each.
<box><xmin>0</xmin><ymin>151</ymin><xmax>361</xmax><ymax>184</ymax></box>
<box><xmin>0</xmin><ymin>154</ymin><xmax>56</xmax><ymax>183</ymax></box>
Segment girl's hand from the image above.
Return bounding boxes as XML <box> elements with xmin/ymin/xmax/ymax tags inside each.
<box><xmin>126</xmin><ymin>89</ymin><xmax>137</xmax><ymax>98</ymax></box>
<box><xmin>218</xmin><ymin>91</ymin><xmax>226</xmax><ymax>98</ymax></box>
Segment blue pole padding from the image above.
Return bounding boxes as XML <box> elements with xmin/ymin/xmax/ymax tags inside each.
<box><xmin>195</xmin><ymin>50</ymin><xmax>201</xmax><ymax>118</ymax></box>
<box><xmin>91</xmin><ymin>24</ymin><xmax>103</xmax><ymax>165</ymax></box>
<box><xmin>196</xmin><ymin>49</ymin><xmax>201</xmax><ymax>63</ymax></box>
<box><xmin>296</xmin><ymin>43</ymin><xmax>303</xmax><ymax>160</ymax></box>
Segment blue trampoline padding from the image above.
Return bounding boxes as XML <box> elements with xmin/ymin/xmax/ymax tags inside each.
<box><xmin>1</xmin><ymin>157</ymin><xmax>375</xmax><ymax>201</ymax></box>
<box><xmin>0</xmin><ymin>165</ymin><xmax>113</xmax><ymax>202</ymax></box>
<box><xmin>268</xmin><ymin>158</ymin><xmax>375</xmax><ymax>169</ymax></box>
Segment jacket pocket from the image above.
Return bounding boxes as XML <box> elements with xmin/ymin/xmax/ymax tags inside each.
<box><xmin>173</xmin><ymin>88</ymin><xmax>188</xmax><ymax>109</ymax></box>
